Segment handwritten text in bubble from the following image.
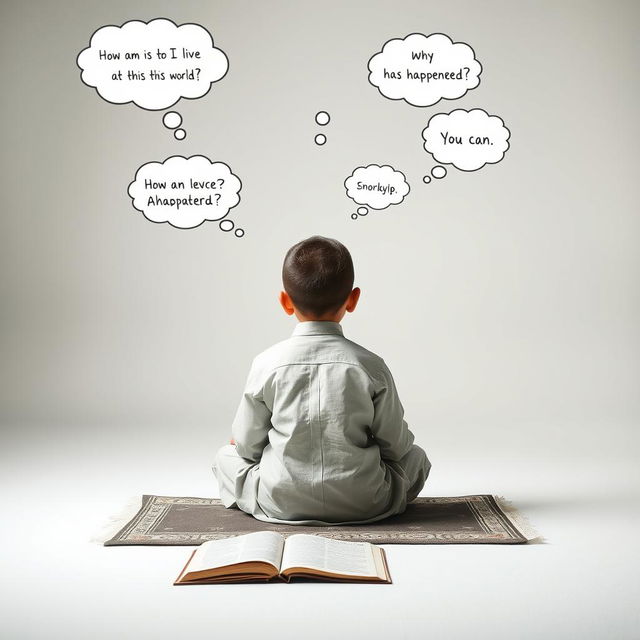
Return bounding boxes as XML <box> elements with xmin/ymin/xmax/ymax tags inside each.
<box><xmin>422</xmin><ymin>109</ymin><xmax>510</xmax><ymax>172</ymax></box>
<box><xmin>344</xmin><ymin>165</ymin><xmax>410</xmax><ymax>210</ymax></box>
<box><xmin>128</xmin><ymin>156</ymin><xmax>242</xmax><ymax>229</ymax></box>
<box><xmin>77</xmin><ymin>18</ymin><xmax>228</xmax><ymax>110</ymax></box>
<box><xmin>368</xmin><ymin>33</ymin><xmax>481</xmax><ymax>108</ymax></box>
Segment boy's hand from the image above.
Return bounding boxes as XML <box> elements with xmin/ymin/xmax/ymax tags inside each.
<box><xmin>229</xmin><ymin>437</ymin><xmax>236</xmax><ymax>445</ymax></box>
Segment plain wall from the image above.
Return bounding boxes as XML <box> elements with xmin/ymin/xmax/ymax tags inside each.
<box><xmin>1</xmin><ymin>0</ymin><xmax>638</xmax><ymax>463</ymax></box>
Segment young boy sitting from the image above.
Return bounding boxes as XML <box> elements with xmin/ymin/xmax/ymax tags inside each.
<box><xmin>213</xmin><ymin>236</ymin><xmax>431</xmax><ymax>525</ymax></box>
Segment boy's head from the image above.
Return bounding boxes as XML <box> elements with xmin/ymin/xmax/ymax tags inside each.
<box><xmin>280</xmin><ymin>236</ymin><xmax>360</xmax><ymax>322</ymax></box>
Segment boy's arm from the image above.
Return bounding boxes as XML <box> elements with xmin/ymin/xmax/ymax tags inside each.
<box><xmin>369</xmin><ymin>363</ymin><xmax>415</xmax><ymax>462</ymax></box>
<box><xmin>231</xmin><ymin>359</ymin><xmax>272</xmax><ymax>463</ymax></box>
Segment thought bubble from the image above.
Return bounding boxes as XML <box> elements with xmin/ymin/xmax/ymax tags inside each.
<box><xmin>344</xmin><ymin>165</ymin><xmax>410</xmax><ymax>210</ymax></box>
<box><xmin>315</xmin><ymin>111</ymin><xmax>330</xmax><ymax>126</ymax></box>
<box><xmin>77</xmin><ymin>19</ymin><xmax>229</xmax><ymax>110</ymax></box>
<box><xmin>422</xmin><ymin>109</ymin><xmax>510</xmax><ymax>171</ymax></box>
<box><xmin>128</xmin><ymin>155</ymin><xmax>242</xmax><ymax>229</ymax></box>
<box><xmin>368</xmin><ymin>33</ymin><xmax>481</xmax><ymax>107</ymax></box>
<box><xmin>162</xmin><ymin>111</ymin><xmax>182</xmax><ymax>128</ymax></box>
<box><xmin>431</xmin><ymin>166</ymin><xmax>447</xmax><ymax>179</ymax></box>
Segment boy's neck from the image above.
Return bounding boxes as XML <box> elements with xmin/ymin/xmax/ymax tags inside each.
<box><xmin>295</xmin><ymin>315</ymin><xmax>342</xmax><ymax>324</ymax></box>
<box><xmin>294</xmin><ymin>310</ymin><xmax>345</xmax><ymax>324</ymax></box>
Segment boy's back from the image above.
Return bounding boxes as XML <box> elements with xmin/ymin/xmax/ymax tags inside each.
<box><xmin>215</xmin><ymin>321</ymin><xmax>430</xmax><ymax>525</ymax></box>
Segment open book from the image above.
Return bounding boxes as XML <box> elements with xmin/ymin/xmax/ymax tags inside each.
<box><xmin>174</xmin><ymin>531</ymin><xmax>391</xmax><ymax>584</ymax></box>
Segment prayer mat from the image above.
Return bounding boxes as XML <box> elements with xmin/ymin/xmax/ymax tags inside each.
<box><xmin>103</xmin><ymin>495</ymin><xmax>539</xmax><ymax>545</ymax></box>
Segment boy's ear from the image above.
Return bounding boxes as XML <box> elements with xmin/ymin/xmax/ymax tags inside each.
<box><xmin>345</xmin><ymin>287</ymin><xmax>361</xmax><ymax>313</ymax></box>
<box><xmin>279</xmin><ymin>290</ymin><xmax>295</xmax><ymax>316</ymax></box>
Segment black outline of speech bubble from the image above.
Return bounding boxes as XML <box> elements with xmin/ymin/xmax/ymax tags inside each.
<box><xmin>76</xmin><ymin>18</ymin><xmax>229</xmax><ymax>111</ymax></box>
<box><xmin>343</xmin><ymin>163</ymin><xmax>411</xmax><ymax>210</ymax></box>
<box><xmin>367</xmin><ymin>32</ymin><xmax>482</xmax><ymax>108</ymax></box>
<box><xmin>128</xmin><ymin>155</ymin><xmax>242</xmax><ymax>230</ymax></box>
<box><xmin>422</xmin><ymin>108</ymin><xmax>511</xmax><ymax>172</ymax></box>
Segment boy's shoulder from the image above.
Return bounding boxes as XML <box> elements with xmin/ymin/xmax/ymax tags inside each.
<box><xmin>339</xmin><ymin>336</ymin><xmax>387</xmax><ymax>370</ymax></box>
<box><xmin>250</xmin><ymin>331</ymin><xmax>389</xmax><ymax>381</ymax></box>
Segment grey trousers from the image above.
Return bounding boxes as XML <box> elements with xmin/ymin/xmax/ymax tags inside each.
<box><xmin>212</xmin><ymin>443</ymin><xmax>431</xmax><ymax>525</ymax></box>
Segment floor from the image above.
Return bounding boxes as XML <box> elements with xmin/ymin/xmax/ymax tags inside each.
<box><xmin>2</xmin><ymin>424</ymin><xmax>638</xmax><ymax>640</ymax></box>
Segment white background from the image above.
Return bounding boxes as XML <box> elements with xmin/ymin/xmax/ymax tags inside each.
<box><xmin>1</xmin><ymin>0</ymin><xmax>638</xmax><ymax>638</ymax></box>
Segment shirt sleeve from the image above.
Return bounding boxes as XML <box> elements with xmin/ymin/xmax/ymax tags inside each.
<box><xmin>370</xmin><ymin>362</ymin><xmax>415</xmax><ymax>462</ymax></box>
<box><xmin>231</xmin><ymin>358</ymin><xmax>272</xmax><ymax>463</ymax></box>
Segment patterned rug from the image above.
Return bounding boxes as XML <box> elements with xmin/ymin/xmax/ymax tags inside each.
<box><xmin>103</xmin><ymin>495</ymin><xmax>538</xmax><ymax>545</ymax></box>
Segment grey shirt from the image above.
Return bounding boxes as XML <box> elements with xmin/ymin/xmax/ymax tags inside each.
<box><xmin>231</xmin><ymin>320</ymin><xmax>420</xmax><ymax>523</ymax></box>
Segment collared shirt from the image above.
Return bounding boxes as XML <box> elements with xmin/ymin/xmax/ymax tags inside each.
<box><xmin>231</xmin><ymin>321</ymin><xmax>417</xmax><ymax>523</ymax></box>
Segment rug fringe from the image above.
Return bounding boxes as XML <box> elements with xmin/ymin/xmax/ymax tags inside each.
<box><xmin>89</xmin><ymin>495</ymin><xmax>143</xmax><ymax>545</ymax></box>
<box><xmin>494</xmin><ymin>495</ymin><xmax>544</xmax><ymax>543</ymax></box>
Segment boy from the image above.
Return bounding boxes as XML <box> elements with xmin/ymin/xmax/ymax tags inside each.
<box><xmin>213</xmin><ymin>236</ymin><xmax>431</xmax><ymax>525</ymax></box>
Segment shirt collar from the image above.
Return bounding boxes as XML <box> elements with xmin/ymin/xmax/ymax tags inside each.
<box><xmin>292</xmin><ymin>321</ymin><xmax>344</xmax><ymax>337</ymax></box>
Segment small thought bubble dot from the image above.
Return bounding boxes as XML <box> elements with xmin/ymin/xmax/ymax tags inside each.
<box><xmin>315</xmin><ymin>134</ymin><xmax>327</xmax><ymax>146</ymax></box>
<box><xmin>315</xmin><ymin>111</ymin><xmax>330</xmax><ymax>126</ymax></box>
<box><xmin>219</xmin><ymin>219</ymin><xmax>234</xmax><ymax>232</ymax></box>
<box><xmin>234</xmin><ymin>228</ymin><xmax>245</xmax><ymax>238</ymax></box>
<box><xmin>423</xmin><ymin>176</ymin><xmax>431</xmax><ymax>184</ymax></box>
<box><xmin>431</xmin><ymin>166</ymin><xmax>447</xmax><ymax>179</ymax></box>
<box><xmin>356</xmin><ymin>207</ymin><xmax>368</xmax><ymax>216</ymax></box>
<box><xmin>174</xmin><ymin>128</ymin><xmax>186</xmax><ymax>141</ymax></box>
<box><xmin>351</xmin><ymin>213</ymin><xmax>358</xmax><ymax>220</ymax></box>
<box><xmin>162</xmin><ymin>111</ymin><xmax>182</xmax><ymax>129</ymax></box>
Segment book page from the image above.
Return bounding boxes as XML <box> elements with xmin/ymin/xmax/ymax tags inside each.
<box><xmin>280</xmin><ymin>534</ymin><xmax>378</xmax><ymax>577</ymax></box>
<box><xmin>187</xmin><ymin>531</ymin><xmax>285</xmax><ymax>573</ymax></box>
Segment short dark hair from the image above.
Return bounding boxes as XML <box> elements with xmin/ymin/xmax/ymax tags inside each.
<box><xmin>282</xmin><ymin>236</ymin><xmax>354</xmax><ymax>317</ymax></box>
